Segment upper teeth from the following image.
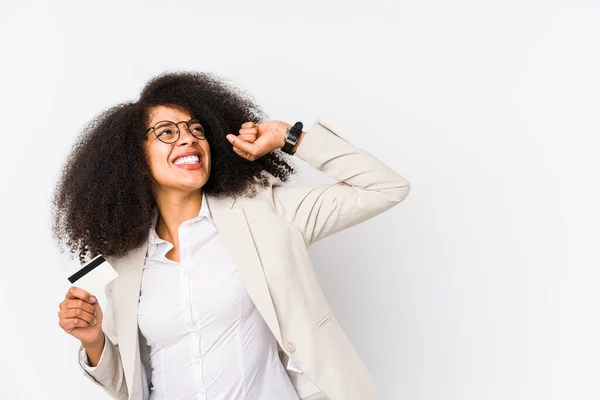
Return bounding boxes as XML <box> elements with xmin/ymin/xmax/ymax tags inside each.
<box><xmin>174</xmin><ymin>155</ymin><xmax>200</xmax><ymax>165</ymax></box>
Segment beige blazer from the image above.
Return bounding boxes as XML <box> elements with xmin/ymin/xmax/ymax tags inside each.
<box><xmin>78</xmin><ymin>119</ymin><xmax>411</xmax><ymax>400</ymax></box>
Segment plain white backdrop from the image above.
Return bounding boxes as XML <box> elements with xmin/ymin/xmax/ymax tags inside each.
<box><xmin>0</xmin><ymin>1</ymin><xmax>598</xmax><ymax>399</ymax></box>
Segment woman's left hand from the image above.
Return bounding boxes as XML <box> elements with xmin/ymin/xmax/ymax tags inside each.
<box><xmin>226</xmin><ymin>120</ymin><xmax>291</xmax><ymax>161</ymax></box>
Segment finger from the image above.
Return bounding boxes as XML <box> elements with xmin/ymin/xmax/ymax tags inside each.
<box><xmin>65</xmin><ymin>298</ymin><xmax>96</xmax><ymax>315</ymax></box>
<box><xmin>238</xmin><ymin>127</ymin><xmax>257</xmax><ymax>135</ymax></box>
<box><xmin>62</xmin><ymin>317</ymin><xmax>94</xmax><ymax>333</ymax></box>
<box><xmin>65</xmin><ymin>318</ymin><xmax>91</xmax><ymax>333</ymax></box>
<box><xmin>238</xmin><ymin>133</ymin><xmax>257</xmax><ymax>142</ymax></box>
<box><xmin>227</xmin><ymin>134</ymin><xmax>266</xmax><ymax>157</ymax></box>
<box><xmin>231</xmin><ymin>132</ymin><xmax>256</xmax><ymax>142</ymax></box>
<box><xmin>59</xmin><ymin>318</ymin><xmax>72</xmax><ymax>332</ymax></box>
<box><xmin>227</xmin><ymin>134</ymin><xmax>257</xmax><ymax>152</ymax></box>
<box><xmin>66</xmin><ymin>286</ymin><xmax>97</xmax><ymax>304</ymax></box>
<box><xmin>60</xmin><ymin>308</ymin><xmax>97</xmax><ymax>326</ymax></box>
<box><xmin>241</xmin><ymin>122</ymin><xmax>256</xmax><ymax>128</ymax></box>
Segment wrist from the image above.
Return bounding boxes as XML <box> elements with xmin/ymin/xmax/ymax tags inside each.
<box><xmin>82</xmin><ymin>332</ymin><xmax>105</xmax><ymax>349</ymax></box>
<box><xmin>276</xmin><ymin>122</ymin><xmax>292</xmax><ymax>148</ymax></box>
<box><xmin>82</xmin><ymin>333</ymin><xmax>105</xmax><ymax>368</ymax></box>
<box><xmin>277</xmin><ymin>121</ymin><xmax>306</xmax><ymax>154</ymax></box>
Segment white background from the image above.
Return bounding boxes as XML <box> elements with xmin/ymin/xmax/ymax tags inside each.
<box><xmin>0</xmin><ymin>1</ymin><xmax>598</xmax><ymax>399</ymax></box>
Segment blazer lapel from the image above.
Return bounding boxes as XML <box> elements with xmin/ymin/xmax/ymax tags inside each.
<box><xmin>108</xmin><ymin>193</ymin><xmax>283</xmax><ymax>397</ymax></box>
<box><xmin>109</xmin><ymin>238</ymin><xmax>147</xmax><ymax>397</ymax></box>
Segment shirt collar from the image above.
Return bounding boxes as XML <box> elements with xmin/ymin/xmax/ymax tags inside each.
<box><xmin>147</xmin><ymin>192</ymin><xmax>212</xmax><ymax>255</ymax></box>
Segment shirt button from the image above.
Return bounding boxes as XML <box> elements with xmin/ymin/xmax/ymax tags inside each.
<box><xmin>286</xmin><ymin>341</ymin><xmax>296</xmax><ymax>352</ymax></box>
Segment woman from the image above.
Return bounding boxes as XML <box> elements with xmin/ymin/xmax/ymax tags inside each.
<box><xmin>53</xmin><ymin>71</ymin><xmax>410</xmax><ymax>400</ymax></box>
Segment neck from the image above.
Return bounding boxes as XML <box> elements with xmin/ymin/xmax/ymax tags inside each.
<box><xmin>154</xmin><ymin>188</ymin><xmax>203</xmax><ymax>243</ymax></box>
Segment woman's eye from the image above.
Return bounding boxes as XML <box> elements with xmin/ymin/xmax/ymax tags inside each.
<box><xmin>158</xmin><ymin>129</ymin><xmax>174</xmax><ymax>136</ymax></box>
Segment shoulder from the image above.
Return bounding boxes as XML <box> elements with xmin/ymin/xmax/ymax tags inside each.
<box><xmin>236</xmin><ymin>170</ymin><xmax>288</xmax><ymax>210</ymax></box>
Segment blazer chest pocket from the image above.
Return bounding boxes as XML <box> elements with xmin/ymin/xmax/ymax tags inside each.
<box><xmin>316</xmin><ymin>312</ymin><xmax>333</xmax><ymax>330</ymax></box>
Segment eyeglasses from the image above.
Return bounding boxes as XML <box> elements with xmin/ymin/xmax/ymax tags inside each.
<box><xmin>144</xmin><ymin>118</ymin><xmax>207</xmax><ymax>144</ymax></box>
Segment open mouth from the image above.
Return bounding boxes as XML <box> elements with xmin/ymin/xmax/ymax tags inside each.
<box><xmin>173</xmin><ymin>155</ymin><xmax>201</xmax><ymax>166</ymax></box>
<box><xmin>173</xmin><ymin>154</ymin><xmax>202</xmax><ymax>170</ymax></box>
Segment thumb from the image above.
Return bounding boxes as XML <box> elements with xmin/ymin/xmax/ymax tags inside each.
<box><xmin>226</xmin><ymin>134</ymin><xmax>261</xmax><ymax>155</ymax></box>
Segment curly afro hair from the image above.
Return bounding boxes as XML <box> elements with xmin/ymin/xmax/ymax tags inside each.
<box><xmin>51</xmin><ymin>71</ymin><xmax>295</xmax><ymax>264</ymax></box>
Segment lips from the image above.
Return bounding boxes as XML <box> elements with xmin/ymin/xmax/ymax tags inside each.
<box><xmin>174</xmin><ymin>160</ymin><xmax>202</xmax><ymax>170</ymax></box>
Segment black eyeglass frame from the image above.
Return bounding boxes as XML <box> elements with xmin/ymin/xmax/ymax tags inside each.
<box><xmin>144</xmin><ymin>117</ymin><xmax>207</xmax><ymax>143</ymax></box>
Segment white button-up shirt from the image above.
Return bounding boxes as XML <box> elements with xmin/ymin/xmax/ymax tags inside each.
<box><xmin>82</xmin><ymin>192</ymin><xmax>300</xmax><ymax>400</ymax></box>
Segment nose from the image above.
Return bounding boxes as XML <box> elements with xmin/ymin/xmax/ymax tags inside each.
<box><xmin>175</xmin><ymin>123</ymin><xmax>198</xmax><ymax>145</ymax></box>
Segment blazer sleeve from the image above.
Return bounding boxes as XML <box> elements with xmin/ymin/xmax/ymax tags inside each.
<box><xmin>270</xmin><ymin>119</ymin><xmax>411</xmax><ymax>245</ymax></box>
<box><xmin>77</xmin><ymin>281</ymin><xmax>128</xmax><ymax>400</ymax></box>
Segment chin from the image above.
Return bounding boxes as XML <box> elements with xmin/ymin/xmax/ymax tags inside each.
<box><xmin>190</xmin><ymin>180</ymin><xmax>208</xmax><ymax>191</ymax></box>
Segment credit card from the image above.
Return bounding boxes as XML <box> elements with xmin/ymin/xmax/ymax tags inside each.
<box><xmin>67</xmin><ymin>254</ymin><xmax>118</xmax><ymax>297</ymax></box>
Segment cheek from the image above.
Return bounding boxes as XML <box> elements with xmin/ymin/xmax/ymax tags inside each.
<box><xmin>146</xmin><ymin>146</ymin><xmax>172</xmax><ymax>176</ymax></box>
<box><xmin>203</xmin><ymin>144</ymin><xmax>212</xmax><ymax>168</ymax></box>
